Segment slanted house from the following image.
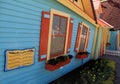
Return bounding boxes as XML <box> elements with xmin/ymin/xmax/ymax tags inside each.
<box><xmin>92</xmin><ymin>0</ymin><xmax>114</xmax><ymax>57</ymax></box>
<box><xmin>0</xmin><ymin>0</ymin><xmax>117</xmax><ymax>84</ymax></box>
<box><xmin>100</xmin><ymin>0</ymin><xmax>120</xmax><ymax>50</ymax></box>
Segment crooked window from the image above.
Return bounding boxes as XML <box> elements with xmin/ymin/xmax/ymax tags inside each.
<box><xmin>39</xmin><ymin>9</ymin><xmax>73</xmax><ymax>61</ymax></box>
<box><xmin>75</xmin><ymin>22</ymin><xmax>90</xmax><ymax>52</ymax></box>
<box><xmin>50</xmin><ymin>15</ymin><xmax>67</xmax><ymax>57</ymax></box>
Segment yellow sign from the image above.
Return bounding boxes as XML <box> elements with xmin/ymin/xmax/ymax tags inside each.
<box><xmin>5</xmin><ymin>48</ymin><xmax>35</xmax><ymax>71</ymax></box>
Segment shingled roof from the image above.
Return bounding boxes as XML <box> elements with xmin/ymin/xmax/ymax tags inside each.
<box><xmin>100</xmin><ymin>0</ymin><xmax>120</xmax><ymax>30</ymax></box>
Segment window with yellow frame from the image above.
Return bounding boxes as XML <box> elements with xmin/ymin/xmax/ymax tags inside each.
<box><xmin>39</xmin><ymin>9</ymin><xmax>74</xmax><ymax>61</ymax></box>
<box><xmin>47</xmin><ymin>9</ymin><xmax>71</xmax><ymax>60</ymax></box>
<box><xmin>75</xmin><ymin>22</ymin><xmax>90</xmax><ymax>52</ymax></box>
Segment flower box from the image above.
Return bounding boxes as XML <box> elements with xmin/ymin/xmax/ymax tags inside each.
<box><xmin>106</xmin><ymin>43</ymin><xmax>111</xmax><ymax>47</ymax></box>
<box><xmin>76</xmin><ymin>51</ymin><xmax>89</xmax><ymax>59</ymax></box>
<box><xmin>60</xmin><ymin>59</ymin><xmax>71</xmax><ymax>66</ymax></box>
<box><xmin>45</xmin><ymin>55</ymin><xmax>73</xmax><ymax>71</ymax></box>
<box><xmin>76</xmin><ymin>54</ymin><xmax>88</xmax><ymax>59</ymax></box>
<box><xmin>45</xmin><ymin>63</ymin><xmax>61</xmax><ymax>71</ymax></box>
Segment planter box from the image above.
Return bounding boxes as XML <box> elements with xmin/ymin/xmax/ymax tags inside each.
<box><xmin>45</xmin><ymin>63</ymin><xmax>61</xmax><ymax>71</ymax></box>
<box><xmin>106</xmin><ymin>43</ymin><xmax>111</xmax><ymax>47</ymax></box>
<box><xmin>76</xmin><ymin>54</ymin><xmax>88</xmax><ymax>59</ymax></box>
<box><xmin>60</xmin><ymin>59</ymin><xmax>71</xmax><ymax>66</ymax></box>
<box><xmin>45</xmin><ymin>59</ymin><xmax>71</xmax><ymax>71</ymax></box>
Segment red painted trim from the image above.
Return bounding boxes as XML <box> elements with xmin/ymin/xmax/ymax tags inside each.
<box><xmin>67</xmin><ymin>18</ymin><xmax>73</xmax><ymax>52</ymax></box>
<box><xmin>38</xmin><ymin>11</ymin><xmax>50</xmax><ymax>61</ymax></box>
<box><xmin>52</xmin><ymin>34</ymin><xmax>65</xmax><ymax>37</ymax></box>
<box><xmin>74</xmin><ymin>23</ymin><xmax>82</xmax><ymax>52</ymax></box>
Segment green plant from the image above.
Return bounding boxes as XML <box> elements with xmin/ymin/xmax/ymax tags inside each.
<box><xmin>67</xmin><ymin>55</ymin><xmax>73</xmax><ymax>59</ymax></box>
<box><xmin>47</xmin><ymin>58</ymin><xmax>58</xmax><ymax>65</ymax></box>
<box><xmin>56</xmin><ymin>56</ymin><xmax>67</xmax><ymax>63</ymax></box>
<box><xmin>78</xmin><ymin>59</ymin><xmax>115</xmax><ymax>84</ymax></box>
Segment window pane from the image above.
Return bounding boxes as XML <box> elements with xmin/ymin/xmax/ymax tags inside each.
<box><xmin>79</xmin><ymin>38</ymin><xmax>86</xmax><ymax>50</ymax></box>
<box><xmin>60</xmin><ymin>17</ymin><xmax>67</xmax><ymax>34</ymax></box>
<box><xmin>52</xmin><ymin>15</ymin><xmax>60</xmax><ymax>34</ymax></box>
<box><xmin>82</xmin><ymin>26</ymin><xmax>87</xmax><ymax>35</ymax></box>
<box><xmin>50</xmin><ymin>37</ymin><xmax>65</xmax><ymax>56</ymax></box>
<box><xmin>50</xmin><ymin>15</ymin><xmax>67</xmax><ymax>57</ymax></box>
<box><xmin>79</xmin><ymin>25</ymin><xmax>88</xmax><ymax>50</ymax></box>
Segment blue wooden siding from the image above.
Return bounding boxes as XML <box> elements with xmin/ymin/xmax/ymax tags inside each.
<box><xmin>0</xmin><ymin>0</ymin><xmax>95</xmax><ymax>84</ymax></box>
<box><xmin>109</xmin><ymin>31</ymin><xmax>118</xmax><ymax>50</ymax></box>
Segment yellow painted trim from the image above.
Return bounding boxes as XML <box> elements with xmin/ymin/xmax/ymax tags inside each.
<box><xmin>81</xmin><ymin>22</ymin><xmax>90</xmax><ymax>29</ymax></box>
<box><xmin>100</xmin><ymin>27</ymin><xmax>108</xmax><ymax>52</ymax></box>
<box><xmin>91</xmin><ymin>27</ymin><xmax>98</xmax><ymax>59</ymax></box>
<box><xmin>47</xmin><ymin>9</ymin><xmax>70</xmax><ymax>60</ymax></box>
<box><xmin>57</xmin><ymin>0</ymin><xmax>97</xmax><ymax>26</ymax></box>
<box><xmin>95</xmin><ymin>28</ymin><xmax>101</xmax><ymax>58</ymax></box>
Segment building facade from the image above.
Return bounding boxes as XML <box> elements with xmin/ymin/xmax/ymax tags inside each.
<box><xmin>0</xmin><ymin>0</ymin><xmax>119</xmax><ymax>84</ymax></box>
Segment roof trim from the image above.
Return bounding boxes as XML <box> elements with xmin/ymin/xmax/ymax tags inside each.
<box><xmin>97</xmin><ymin>19</ymin><xmax>114</xmax><ymax>28</ymax></box>
<box><xmin>90</xmin><ymin>0</ymin><xmax>98</xmax><ymax>24</ymax></box>
<box><xmin>57</xmin><ymin>0</ymin><xmax>98</xmax><ymax>26</ymax></box>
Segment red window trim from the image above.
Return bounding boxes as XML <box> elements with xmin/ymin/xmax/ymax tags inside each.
<box><xmin>52</xmin><ymin>34</ymin><xmax>65</xmax><ymax>37</ymax></box>
<box><xmin>39</xmin><ymin>11</ymin><xmax>50</xmax><ymax>61</ymax></box>
<box><xmin>74</xmin><ymin>23</ymin><xmax>82</xmax><ymax>52</ymax></box>
<box><xmin>50</xmin><ymin>14</ymin><xmax>68</xmax><ymax>58</ymax></box>
<box><xmin>67</xmin><ymin>18</ymin><xmax>74</xmax><ymax>53</ymax></box>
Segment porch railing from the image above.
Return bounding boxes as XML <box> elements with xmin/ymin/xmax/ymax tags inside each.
<box><xmin>105</xmin><ymin>50</ymin><xmax>120</xmax><ymax>56</ymax></box>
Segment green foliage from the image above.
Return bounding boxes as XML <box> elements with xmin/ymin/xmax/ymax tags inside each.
<box><xmin>76</xmin><ymin>59</ymin><xmax>115</xmax><ymax>84</ymax></box>
<box><xmin>67</xmin><ymin>55</ymin><xmax>73</xmax><ymax>59</ymax></box>
<box><xmin>47</xmin><ymin>58</ymin><xmax>58</xmax><ymax>65</ymax></box>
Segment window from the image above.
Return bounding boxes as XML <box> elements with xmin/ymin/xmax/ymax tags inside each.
<box><xmin>75</xmin><ymin>22</ymin><xmax>90</xmax><ymax>52</ymax></box>
<box><xmin>39</xmin><ymin>9</ymin><xmax>73</xmax><ymax>61</ymax></box>
<box><xmin>50</xmin><ymin>15</ymin><xmax>67</xmax><ymax>57</ymax></box>
<box><xmin>69</xmin><ymin>0</ymin><xmax>84</xmax><ymax>10</ymax></box>
<box><xmin>79</xmin><ymin>25</ymin><xmax>88</xmax><ymax>51</ymax></box>
<box><xmin>75</xmin><ymin>0</ymin><xmax>78</xmax><ymax>2</ymax></box>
